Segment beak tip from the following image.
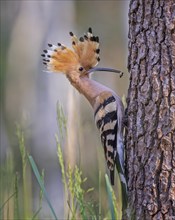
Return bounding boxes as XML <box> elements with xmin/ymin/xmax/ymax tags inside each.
<box><xmin>88</xmin><ymin>67</ymin><xmax>124</xmax><ymax>77</ymax></box>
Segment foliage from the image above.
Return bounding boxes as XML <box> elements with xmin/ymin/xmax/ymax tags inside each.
<box><xmin>0</xmin><ymin>103</ymin><xmax>121</xmax><ymax>219</ymax></box>
<box><xmin>56</xmin><ymin>134</ymin><xmax>97</xmax><ymax>220</ymax></box>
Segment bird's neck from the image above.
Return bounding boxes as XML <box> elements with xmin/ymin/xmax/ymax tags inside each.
<box><xmin>66</xmin><ymin>74</ymin><xmax>109</xmax><ymax>107</ymax></box>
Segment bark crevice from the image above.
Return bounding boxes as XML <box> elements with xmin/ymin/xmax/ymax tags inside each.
<box><xmin>126</xmin><ymin>0</ymin><xmax>175</xmax><ymax>219</ymax></box>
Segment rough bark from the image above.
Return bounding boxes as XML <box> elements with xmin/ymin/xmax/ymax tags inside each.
<box><xmin>126</xmin><ymin>0</ymin><xmax>175</xmax><ymax>219</ymax></box>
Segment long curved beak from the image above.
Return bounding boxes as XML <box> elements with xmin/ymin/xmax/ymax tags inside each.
<box><xmin>87</xmin><ymin>67</ymin><xmax>124</xmax><ymax>78</ymax></box>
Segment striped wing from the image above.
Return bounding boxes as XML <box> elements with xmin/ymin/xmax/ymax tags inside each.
<box><xmin>94</xmin><ymin>92</ymin><xmax>128</xmax><ymax>209</ymax></box>
<box><xmin>94</xmin><ymin>95</ymin><xmax>117</xmax><ymax>185</ymax></box>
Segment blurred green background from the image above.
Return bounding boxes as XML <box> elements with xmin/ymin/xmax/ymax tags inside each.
<box><xmin>0</xmin><ymin>1</ymin><xmax>129</xmax><ymax>219</ymax></box>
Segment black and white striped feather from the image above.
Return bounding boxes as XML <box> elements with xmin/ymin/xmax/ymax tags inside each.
<box><xmin>94</xmin><ymin>92</ymin><xmax>127</xmax><ymax>210</ymax></box>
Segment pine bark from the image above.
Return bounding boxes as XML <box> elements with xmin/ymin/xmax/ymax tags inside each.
<box><xmin>126</xmin><ymin>0</ymin><xmax>175</xmax><ymax>219</ymax></box>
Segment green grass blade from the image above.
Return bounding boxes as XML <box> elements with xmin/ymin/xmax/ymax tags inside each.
<box><xmin>56</xmin><ymin>101</ymin><xmax>67</xmax><ymax>139</ymax></box>
<box><xmin>98</xmin><ymin>171</ymin><xmax>102</xmax><ymax>219</ymax></box>
<box><xmin>14</xmin><ymin>172</ymin><xmax>20</xmax><ymax>219</ymax></box>
<box><xmin>0</xmin><ymin>192</ymin><xmax>16</xmax><ymax>212</ymax></box>
<box><xmin>16</xmin><ymin>124</ymin><xmax>32</xmax><ymax>218</ymax></box>
<box><xmin>56</xmin><ymin>135</ymin><xmax>67</xmax><ymax>188</ymax></box>
<box><xmin>105</xmin><ymin>174</ymin><xmax>117</xmax><ymax>220</ymax></box>
<box><xmin>32</xmin><ymin>207</ymin><xmax>42</xmax><ymax>220</ymax></box>
<box><xmin>28</xmin><ymin>155</ymin><xmax>58</xmax><ymax>220</ymax></box>
<box><xmin>39</xmin><ymin>169</ymin><xmax>45</xmax><ymax>207</ymax></box>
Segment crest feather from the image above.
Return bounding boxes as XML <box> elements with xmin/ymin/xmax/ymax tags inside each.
<box><xmin>42</xmin><ymin>28</ymin><xmax>100</xmax><ymax>73</ymax></box>
<box><xmin>70</xmin><ymin>27</ymin><xmax>100</xmax><ymax>70</ymax></box>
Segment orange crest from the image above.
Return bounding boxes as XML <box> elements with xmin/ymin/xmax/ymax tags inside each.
<box><xmin>41</xmin><ymin>27</ymin><xmax>100</xmax><ymax>74</ymax></box>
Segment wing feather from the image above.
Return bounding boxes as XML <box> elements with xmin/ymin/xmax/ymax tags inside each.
<box><xmin>94</xmin><ymin>94</ymin><xmax>117</xmax><ymax>185</ymax></box>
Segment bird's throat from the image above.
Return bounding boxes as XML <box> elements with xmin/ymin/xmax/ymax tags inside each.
<box><xmin>66</xmin><ymin>74</ymin><xmax>110</xmax><ymax>107</ymax></box>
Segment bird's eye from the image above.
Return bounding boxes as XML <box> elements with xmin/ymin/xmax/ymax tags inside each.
<box><xmin>79</xmin><ymin>67</ymin><xmax>84</xmax><ymax>71</ymax></box>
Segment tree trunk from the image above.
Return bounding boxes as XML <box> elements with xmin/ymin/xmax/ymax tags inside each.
<box><xmin>126</xmin><ymin>0</ymin><xmax>175</xmax><ymax>219</ymax></box>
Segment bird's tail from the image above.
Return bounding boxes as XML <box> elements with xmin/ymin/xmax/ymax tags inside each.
<box><xmin>115</xmin><ymin>150</ymin><xmax>128</xmax><ymax>211</ymax></box>
<box><xmin>115</xmin><ymin>103</ymin><xmax>128</xmax><ymax>211</ymax></box>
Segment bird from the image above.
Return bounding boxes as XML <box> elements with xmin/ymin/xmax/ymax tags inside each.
<box><xmin>41</xmin><ymin>27</ymin><xmax>127</xmax><ymax>210</ymax></box>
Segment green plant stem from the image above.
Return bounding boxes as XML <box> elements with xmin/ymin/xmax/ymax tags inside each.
<box><xmin>28</xmin><ymin>155</ymin><xmax>58</xmax><ymax>220</ymax></box>
<box><xmin>98</xmin><ymin>171</ymin><xmax>102</xmax><ymax>220</ymax></box>
<box><xmin>16</xmin><ymin>125</ymin><xmax>30</xmax><ymax>218</ymax></box>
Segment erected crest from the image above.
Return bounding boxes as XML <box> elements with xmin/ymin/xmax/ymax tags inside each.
<box><xmin>41</xmin><ymin>27</ymin><xmax>123</xmax><ymax>77</ymax></box>
<box><xmin>41</xmin><ymin>27</ymin><xmax>100</xmax><ymax>74</ymax></box>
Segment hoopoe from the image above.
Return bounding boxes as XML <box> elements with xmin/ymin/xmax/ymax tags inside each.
<box><xmin>41</xmin><ymin>27</ymin><xmax>127</xmax><ymax>210</ymax></box>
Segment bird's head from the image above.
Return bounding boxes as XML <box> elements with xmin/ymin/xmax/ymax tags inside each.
<box><xmin>41</xmin><ymin>28</ymin><xmax>123</xmax><ymax>79</ymax></box>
